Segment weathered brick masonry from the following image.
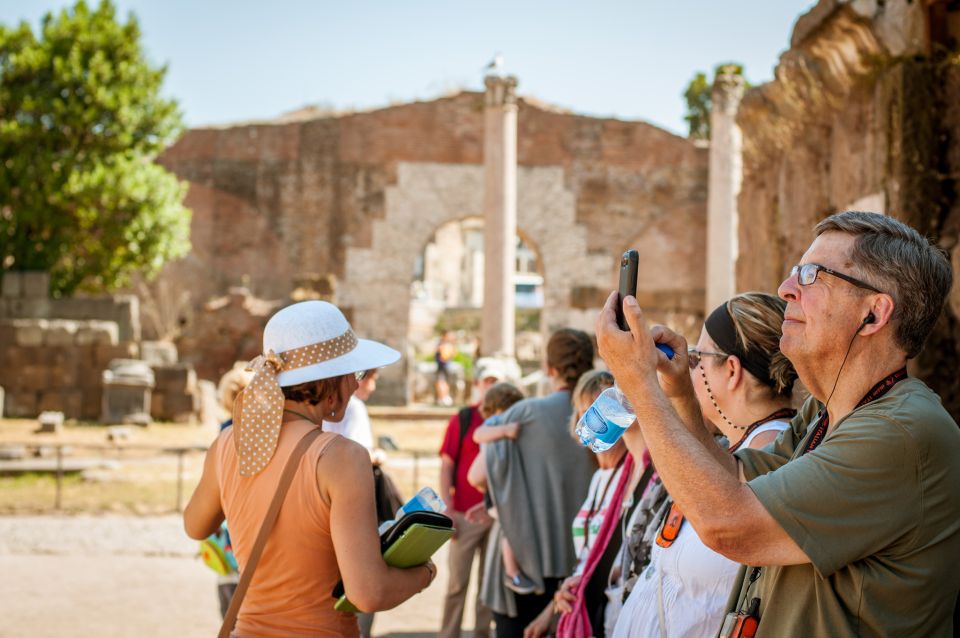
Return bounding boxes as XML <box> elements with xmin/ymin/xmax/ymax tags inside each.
<box><xmin>158</xmin><ymin>92</ymin><xmax>708</xmax><ymax>403</ymax></box>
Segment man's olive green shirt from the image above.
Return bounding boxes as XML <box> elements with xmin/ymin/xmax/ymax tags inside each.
<box><xmin>734</xmin><ymin>378</ymin><xmax>960</xmax><ymax>636</ymax></box>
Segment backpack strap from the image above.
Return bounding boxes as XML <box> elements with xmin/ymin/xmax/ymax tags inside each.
<box><xmin>450</xmin><ymin>406</ymin><xmax>474</xmax><ymax>478</ymax></box>
<box><xmin>218</xmin><ymin>427</ymin><xmax>324</xmax><ymax>638</ymax></box>
<box><xmin>457</xmin><ymin>406</ymin><xmax>473</xmax><ymax>448</ymax></box>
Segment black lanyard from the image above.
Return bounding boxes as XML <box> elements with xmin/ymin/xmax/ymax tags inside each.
<box><xmin>728</xmin><ymin>408</ymin><xmax>798</xmax><ymax>453</ymax></box>
<box><xmin>803</xmin><ymin>367</ymin><xmax>908</xmax><ymax>455</ymax></box>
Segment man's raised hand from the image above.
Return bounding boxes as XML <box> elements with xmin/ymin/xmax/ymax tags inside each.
<box><xmin>596</xmin><ymin>291</ymin><xmax>664</xmax><ymax>388</ymax></box>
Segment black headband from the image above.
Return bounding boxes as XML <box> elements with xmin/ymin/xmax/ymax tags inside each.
<box><xmin>704</xmin><ymin>302</ymin><xmax>775</xmax><ymax>387</ymax></box>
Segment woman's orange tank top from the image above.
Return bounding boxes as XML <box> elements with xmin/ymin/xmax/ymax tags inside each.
<box><xmin>216</xmin><ymin>420</ymin><xmax>360</xmax><ymax>638</ymax></box>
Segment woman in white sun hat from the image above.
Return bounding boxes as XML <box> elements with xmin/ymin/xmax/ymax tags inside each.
<box><xmin>185</xmin><ymin>301</ymin><xmax>436</xmax><ymax>637</ymax></box>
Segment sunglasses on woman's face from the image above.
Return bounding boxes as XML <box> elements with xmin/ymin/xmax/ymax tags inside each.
<box><xmin>686</xmin><ymin>348</ymin><xmax>727</xmax><ymax>370</ymax></box>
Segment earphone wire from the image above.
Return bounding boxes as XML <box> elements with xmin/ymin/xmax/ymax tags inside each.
<box><xmin>822</xmin><ymin>316</ymin><xmax>870</xmax><ymax>417</ymax></box>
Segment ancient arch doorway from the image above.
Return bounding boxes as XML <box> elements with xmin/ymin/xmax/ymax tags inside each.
<box><xmin>339</xmin><ymin>161</ymin><xmax>606</xmax><ymax>405</ymax></box>
<box><xmin>407</xmin><ymin>216</ymin><xmax>544</xmax><ymax>403</ymax></box>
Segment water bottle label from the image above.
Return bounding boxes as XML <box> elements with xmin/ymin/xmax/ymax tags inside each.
<box><xmin>576</xmin><ymin>387</ymin><xmax>636</xmax><ymax>451</ymax></box>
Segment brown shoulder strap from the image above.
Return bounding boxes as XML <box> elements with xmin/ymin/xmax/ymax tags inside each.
<box><xmin>218</xmin><ymin>427</ymin><xmax>325</xmax><ymax>638</ymax></box>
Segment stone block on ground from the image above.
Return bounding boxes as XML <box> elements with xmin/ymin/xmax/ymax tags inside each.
<box><xmin>101</xmin><ymin>360</ymin><xmax>155</xmax><ymax>425</ymax></box>
<box><xmin>152</xmin><ymin>363</ymin><xmax>197</xmax><ymax>394</ymax></box>
<box><xmin>140</xmin><ymin>341</ymin><xmax>178</xmax><ymax>366</ymax></box>
<box><xmin>37</xmin><ymin>411</ymin><xmax>64</xmax><ymax>434</ymax></box>
<box><xmin>161</xmin><ymin>392</ymin><xmax>200</xmax><ymax>423</ymax></box>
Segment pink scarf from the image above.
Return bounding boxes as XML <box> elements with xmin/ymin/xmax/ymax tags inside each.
<box><xmin>556</xmin><ymin>452</ymin><xmax>640</xmax><ymax>638</ymax></box>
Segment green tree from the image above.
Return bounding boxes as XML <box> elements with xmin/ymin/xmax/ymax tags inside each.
<box><xmin>683</xmin><ymin>63</ymin><xmax>748</xmax><ymax>141</ymax></box>
<box><xmin>683</xmin><ymin>71</ymin><xmax>711</xmax><ymax>140</ymax></box>
<box><xmin>0</xmin><ymin>0</ymin><xmax>190</xmax><ymax>296</ymax></box>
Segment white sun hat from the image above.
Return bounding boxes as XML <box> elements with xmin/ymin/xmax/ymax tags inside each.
<box><xmin>234</xmin><ymin>300</ymin><xmax>399</xmax><ymax>476</ymax></box>
<box><xmin>263</xmin><ymin>300</ymin><xmax>400</xmax><ymax>387</ymax></box>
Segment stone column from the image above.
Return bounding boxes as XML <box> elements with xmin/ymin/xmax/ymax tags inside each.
<box><xmin>705</xmin><ymin>68</ymin><xmax>745</xmax><ymax>312</ymax></box>
<box><xmin>482</xmin><ymin>74</ymin><xmax>518</xmax><ymax>356</ymax></box>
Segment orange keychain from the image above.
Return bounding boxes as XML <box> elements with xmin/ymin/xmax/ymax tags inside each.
<box><xmin>656</xmin><ymin>502</ymin><xmax>685</xmax><ymax>548</ymax></box>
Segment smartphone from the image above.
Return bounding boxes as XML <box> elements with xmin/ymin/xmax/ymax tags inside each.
<box><xmin>617</xmin><ymin>250</ymin><xmax>639</xmax><ymax>331</ymax></box>
<box><xmin>615</xmin><ymin>249</ymin><xmax>675</xmax><ymax>359</ymax></box>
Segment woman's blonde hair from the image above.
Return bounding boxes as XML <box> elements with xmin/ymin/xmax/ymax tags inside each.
<box><xmin>218</xmin><ymin>364</ymin><xmax>254</xmax><ymax>413</ymax></box>
<box><xmin>725</xmin><ymin>292</ymin><xmax>798</xmax><ymax>398</ymax></box>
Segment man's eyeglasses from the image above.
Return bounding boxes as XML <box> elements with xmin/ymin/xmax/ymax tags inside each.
<box><xmin>354</xmin><ymin>370</ymin><xmax>367</xmax><ymax>381</ymax></box>
<box><xmin>789</xmin><ymin>263</ymin><xmax>883</xmax><ymax>294</ymax></box>
<box><xmin>687</xmin><ymin>348</ymin><xmax>727</xmax><ymax>370</ymax></box>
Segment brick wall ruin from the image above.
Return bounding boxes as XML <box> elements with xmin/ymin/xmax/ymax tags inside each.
<box><xmin>0</xmin><ymin>272</ymin><xmax>215</xmax><ymax>423</ymax></box>
<box><xmin>157</xmin><ymin>93</ymin><xmax>709</xmax><ymax>403</ymax></box>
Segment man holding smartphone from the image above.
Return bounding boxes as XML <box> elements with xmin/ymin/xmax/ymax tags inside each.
<box><xmin>596</xmin><ymin>212</ymin><xmax>960</xmax><ymax>636</ymax></box>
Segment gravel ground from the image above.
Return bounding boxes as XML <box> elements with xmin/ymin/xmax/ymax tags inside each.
<box><xmin>0</xmin><ymin>515</ymin><xmax>481</xmax><ymax>638</ymax></box>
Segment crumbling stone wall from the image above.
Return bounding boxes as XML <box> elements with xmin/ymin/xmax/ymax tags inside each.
<box><xmin>0</xmin><ymin>318</ymin><xmax>136</xmax><ymax>419</ymax></box>
<box><xmin>0</xmin><ymin>272</ymin><xmax>213</xmax><ymax>423</ymax></box>
<box><xmin>174</xmin><ymin>287</ymin><xmax>282</xmax><ymax>383</ymax></box>
<box><xmin>735</xmin><ymin>0</ymin><xmax>960</xmax><ymax>419</ymax></box>
<box><xmin>158</xmin><ymin>92</ymin><xmax>708</xmax><ymax>403</ymax></box>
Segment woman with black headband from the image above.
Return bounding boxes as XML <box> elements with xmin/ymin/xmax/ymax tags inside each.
<box><xmin>611</xmin><ymin>292</ymin><xmax>798</xmax><ymax>638</ymax></box>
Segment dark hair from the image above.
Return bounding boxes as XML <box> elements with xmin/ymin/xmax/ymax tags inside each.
<box><xmin>281</xmin><ymin>375</ymin><xmax>345</xmax><ymax>405</ymax></box>
<box><xmin>547</xmin><ymin>328</ymin><xmax>594</xmax><ymax>390</ymax></box>
<box><xmin>481</xmin><ymin>382</ymin><xmax>525</xmax><ymax>419</ymax></box>
<box><xmin>815</xmin><ymin>211</ymin><xmax>953</xmax><ymax>358</ymax></box>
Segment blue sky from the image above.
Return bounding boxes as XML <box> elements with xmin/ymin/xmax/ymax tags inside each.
<box><xmin>2</xmin><ymin>1</ymin><xmax>815</xmax><ymax>135</ymax></box>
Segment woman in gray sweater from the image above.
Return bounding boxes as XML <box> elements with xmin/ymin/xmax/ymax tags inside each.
<box><xmin>478</xmin><ymin>328</ymin><xmax>597</xmax><ymax>638</ymax></box>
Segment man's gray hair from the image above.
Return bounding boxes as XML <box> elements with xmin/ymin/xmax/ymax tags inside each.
<box><xmin>815</xmin><ymin>211</ymin><xmax>953</xmax><ymax>358</ymax></box>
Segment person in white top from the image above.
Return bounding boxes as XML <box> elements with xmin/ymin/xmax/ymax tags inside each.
<box><xmin>613</xmin><ymin>292</ymin><xmax>799</xmax><ymax>638</ymax></box>
<box><xmin>324</xmin><ymin>369</ymin><xmax>378</xmax><ymax>452</ymax></box>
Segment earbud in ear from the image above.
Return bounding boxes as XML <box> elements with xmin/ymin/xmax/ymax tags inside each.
<box><xmin>858</xmin><ymin>312</ymin><xmax>876</xmax><ymax>333</ymax></box>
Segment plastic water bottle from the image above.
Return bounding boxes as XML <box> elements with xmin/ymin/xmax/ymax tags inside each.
<box><xmin>378</xmin><ymin>487</ymin><xmax>447</xmax><ymax>534</ymax></box>
<box><xmin>398</xmin><ymin>486</ymin><xmax>447</xmax><ymax>517</ymax></box>
<box><xmin>576</xmin><ymin>343</ymin><xmax>674</xmax><ymax>452</ymax></box>
<box><xmin>576</xmin><ymin>385</ymin><xmax>636</xmax><ymax>452</ymax></box>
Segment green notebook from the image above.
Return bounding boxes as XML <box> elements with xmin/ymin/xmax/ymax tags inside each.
<box><xmin>333</xmin><ymin>522</ymin><xmax>454</xmax><ymax>613</ymax></box>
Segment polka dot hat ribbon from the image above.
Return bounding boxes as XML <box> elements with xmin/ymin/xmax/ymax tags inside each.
<box><xmin>234</xmin><ymin>329</ymin><xmax>359</xmax><ymax>476</ymax></box>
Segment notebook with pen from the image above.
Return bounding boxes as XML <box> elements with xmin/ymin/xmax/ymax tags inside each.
<box><xmin>332</xmin><ymin>510</ymin><xmax>455</xmax><ymax>613</ymax></box>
